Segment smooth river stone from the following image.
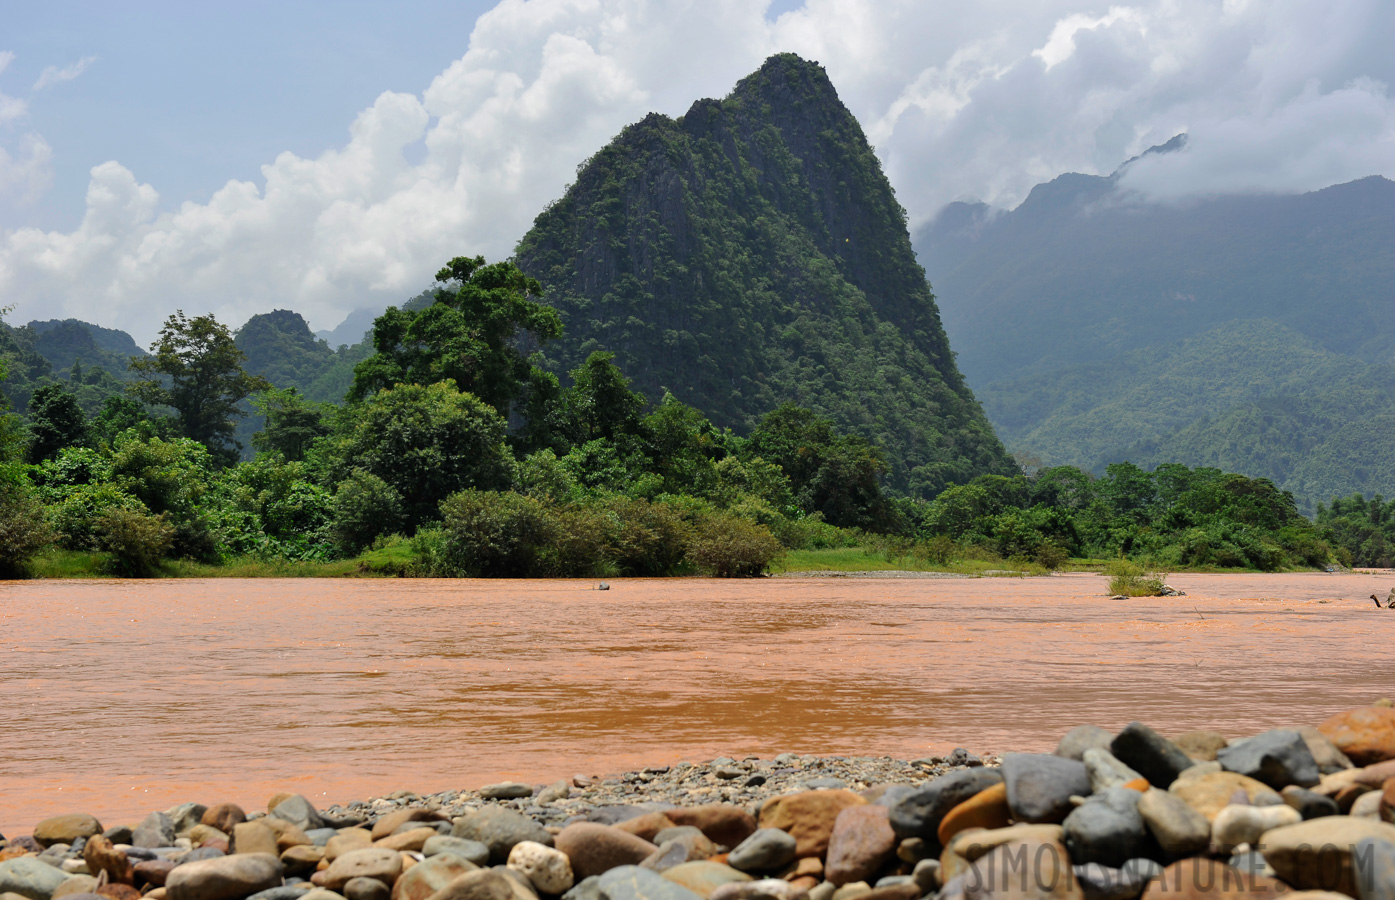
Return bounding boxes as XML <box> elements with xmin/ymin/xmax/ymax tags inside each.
<box><xmin>1062</xmin><ymin>788</ymin><xmax>1148</xmax><ymax>869</ymax></box>
<box><xmin>321</xmin><ymin>848</ymin><xmax>403</xmax><ymax>891</ymax></box>
<box><xmin>509</xmin><ymin>840</ymin><xmax>575</xmax><ymax>894</ymax></box>
<box><xmin>1139</xmin><ymin>857</ymin><xmax>1280</xmax><ymax>900</ymax></box>
<box><xmin>1215</xmin><ymin>730</ymin><xmax>1321</xmax><ymax>790</ymax></box>
<box><xmin>1111</xmin><ymin>724</ymin><xmax>1194</xmax><ymax>790</ymax></box>
<box><xmin>165</xmin><ymin>853</ymin><xmax>283</xmax><ymax>900</ymax></box>
<box><xmin>375</xmin><ymin>828</ymin><xmax>438</xmax><ymax>853</ymax></box>
<box><xmin>1262</xmin><ymin>818</ymin><xmax>1395</xmax><ymax>896</ymax></box>
<box><xmin>269</xmin><ymin>795</ymin><xmax>326</xmax><ymax>832</ymax></box>
<box><xmin>81</xmin><ymin>835</ymin><xmax>133</xmax><ymax>885</ymax></box>
<box><xmin>32</xmin><ymin>816</ymin><xmax>103</xmax><ymax>849</ymax></box>
<box><xmin>424</xmin><ymin>837</ymin><xmax>491</xmax><ymax>866</ymax></box>
<box><xmin>132</xmin><ymin>812</ymin><xmax>176</xmax><ymax>850</ymax></box>
<box><xmin>1320</xmin><ymin>708</ymin><xmax>1395</xmax><ymax>767</ymax></box>
<box><xmin>1137</xmin><ymin>788</ymin><xmax>1209</xmax><ymax>859</ymax></box>
<box><xmin>824</xmin><ymin>806</ymin><xmax>895</xmax><ymax>887</ymax></box>
<box><xmin>888</xmin><ymin>769</ymin><xmax>1003</xmax><ymax>843</ymax></box>
<box><xmin>1209</xmin><ymin>804</ymin><xmax>1301</xmax><ymax>854</ymax></box>
<box><xmin>1083</xmin><ymin>750</ymin><xmax>1145</xmax><ymax>794</ymax></box>
<box><xmin>392</xmin><ymin>852</ymin><xmax>479</xmax><ymax>900</ymax></box>
<box><xmin>1057</xmin><ymin>726</ymin><xmax>1115</xmax><ymax>762</ymax></box>
<box><xmin>556</xmin><ymin>824</ymin><xmax>660</xmax><ymax>881</ymax></box>
<box><xmin>480</xmin><ymin>784</ymin><xmax>535</xmax><ymax>801</ymax></box>
<box><xmin>660</xmin><ymin>862</ymin><xmax>751</xmax><ymax>899</ymax></box>
<box><xmin>1168</xmin><ymin>772</ymin><xmax>1281</xmax><ymax>821</ymax></box>
<box><xmin>599</xmin><ymin>866</ymin><xmax>704</xmax><ymax>900</ymax></box>
<box><xmin>662</xmin><ymin>807</ymin><xmax>757</xmax><ymax>849</ymax></box>
<box><xmin>1003</xmin><ymin>754</ymin><xmax>1091</xmax><ymax>825</ymax></box>
<box><xmin>423</xmin><ymin>869</ymin><xmax>522</xmax><ymax>900</ymax></box>
<box><xmin>371</xmin><ymin>810</ymin><xmax>442</xmax><ymax>842</ymax></box>
<box><xmin>760</xmin><ymin>791</ymin><xmax>867</xmax><ymax>860</ymax></box>
<box><xmin>615</xmin><ymin>816</ymin><xmax>679</xmax><ymax>844</ymax></box>
<box><xmin>201</xmin><ymin>804</ymin><xmax>248</xmax><ymax>835</ymax></box>
<box><xmin>943</xmin><ymin>836</ymin><xmax>1083</xmax><ymax>900</ymax></box>
<box><xmin>0</xmin><ymin>856</ymin><xmax>72</xmax><ymax>900</ymax></box>
<box><xmin>453</xmin><ymin>809</ymin><xmax>553</xmax><ymax>865</ymax></box>
<box><xmin>727</xmin><ymin>830</ymin><xmax>797</xmax><ymax>874</ymax></box>
<box><xmin>1172</xmin><ymin>733</ymin><xmax>1228</xmax><ymax>763</ymax></box>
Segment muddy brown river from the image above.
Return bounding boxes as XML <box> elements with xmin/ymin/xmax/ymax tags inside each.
<box><xmin>2</xmin><ymin>572</ymin><xmax>1392</xmax><ymax>834</ymax></box>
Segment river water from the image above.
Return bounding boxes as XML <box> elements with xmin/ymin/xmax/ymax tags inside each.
<box><xmin>2</xmin><ymin>572</ymin><xmax>1391</xmax><ymax>834</ymax></box>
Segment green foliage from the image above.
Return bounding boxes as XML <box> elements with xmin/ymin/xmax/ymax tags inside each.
<box><xmin>209</xmin><ymin>454</ymin><xmax>333</xmax><ymax>560</ymax></box>
<box><xmin>1106</xmin><ymin>559</ymin><xmax>1169</xmax><ymax>597</ymax></box>
<box><xmin>0</xmin><ymin>481</ymin><xmax>55</xmax><ymax>576</ymax></box>
<box><xmin>1316</xmin><ymin>494</ymin><xmax>1395</xmax><ymax>568</ymax></box>
<box><xmin>96</xmin><ymin>506</ymin><xmax>174</xmax><ymax>577</ymax></box>
<box><xmin>26</xmin><ymin>383</ymin><xmax>88</xmax><ymax>463</ymax></box>
<box><xmin>251</xmin><ymin>388</ymin><xmax>332</xmax><ymax>461</ymax></box>
<box><xmin>130</xmin><ymin>311</ymin><xmax>271</xmax><ymax>456</ymax></box>
<box><xmin>436</xmin><ymin>489</ymin><xmax>555</xmax><ymax>577</ymax></box>
<box><xmin>330</xmin><ymin>470</ymin><xmax>404</xmax><ymax>555</ymax></box>
<box><xmin>686</xmin><ymin>510</ymin><xmax>783</xmax><ymax>577</ymax></box>
<box><xmin>325</xmin><ymin>380</ymin><xmax>515</xmax><ymax>529</ymax></box>
<box><xmin>47</xmin><ymin>483</ymin><xmax>147</xmax><ymax>551</ymax></box>
<box><xmin>515</xmin><ymin>53</ymin><xmax>1014</xmax><ymax>496</ymax></box>
<box><xmin>349</xmin><ymin>255</ymin><xmax>562</xmax><ymax>415</ymax></box>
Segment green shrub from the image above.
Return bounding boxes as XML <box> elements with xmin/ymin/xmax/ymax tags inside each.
<box><xmin>921</xmin><ymin>534</ymin><xmax>957</xmax><ymax>565</ymax></box>
<box><xmin>606</xmin><ymin>497</ymin><xmax>690</xmax><ymax>575</ymax></box>
<box><xmin>0</xmin><ymin>482</ymin><xmax>55</xmax><ymax>577</ymax></box>
<box><xmin>1105</xmin><ymin>560</ymin><xmax>1168</xmax><ymax>596</ymax></box>
<box><xmin>686</xmin><ymin>511</ymin><xmax>782</xmax><ymax>577</ymax></box>
<box><xmin>49</xmin><ymin>484</ymin><xmax>147</xmax><ymax>550</ymax></box>
<box><xmin>331</xmin><ymin>470</ymin><xmax>405</xmax><ymax>554</ymax></box>
<box><xmin>97</xmin><ymin>507</ymin><xmax>175</xmax><ymax>576</ymax></box>
<box><xmin>438</xmin><ymin>489</ymin><xmax>553</xmax><ymax>577</ymax></box>
<box><xmin>540</xmin><ymin>504</ymin><xmax>614</xmax><ymax>577</ymax></box>
<box><xmin>1035</xmin><ymin>541</ymin><xmax>1069</xmax><ymax>571</ymax></box>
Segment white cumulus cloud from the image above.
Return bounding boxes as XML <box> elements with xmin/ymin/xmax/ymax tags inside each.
<box><xmin>33</xmin><ymin>55</ymin><xmax>97</xmax><ymax>91</ymax></box>
<box><xmin>1</xmin><ymin>0</ymin><xmax>1392</xmax><ymax>340</ymax></box>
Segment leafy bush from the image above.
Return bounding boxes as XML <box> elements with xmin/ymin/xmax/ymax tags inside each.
<box><xmin>437</xmin><ymin>489</ymin><xmax>553</xmax><ymax>577</ymax></box>
<box><xmin>48</xmin><ymin>483</ymin><xmax>148</xmax><ymax>550</ymax></box>
<box><xmin>97</xmin><ymin>507</ymin><xmax>175</xmax><ymax>576</ymax></box>
<box><xmin>606</xmin><ymin>497</ymin><xmax>690</xmax><ymax>575</ymax></box>
<box><xmin>0</xmin><ymin>482</ymin><xmax>54</xmax><ymax>577</ymax></box>
<box><xmin>331</xmin><ymin>470</ymin><xmax>404</xmax><ymax>555</ymax></box>
<box><xmin>1105</xmin><ymin>560</ymin><xmax>1167</xmax><ymax>596</ymax></box>
<box><xmin>686</xmin><ymin>511</ymin><xmax>782</xmax><ymax>577</ymax></box>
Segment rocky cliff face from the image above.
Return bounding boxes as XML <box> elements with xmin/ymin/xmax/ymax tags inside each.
<box><xmin>516</xmin><ymin>53</ymin><xmax>1012</xmax><ymax>496</ymax></box>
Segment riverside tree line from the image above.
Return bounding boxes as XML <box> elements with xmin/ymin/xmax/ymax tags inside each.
<box><xmin>0</xmin><ymin>255</ymin><xmax>1377</xmax><ymax>578</ymax></box>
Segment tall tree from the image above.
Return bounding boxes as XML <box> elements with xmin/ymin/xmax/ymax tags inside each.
<box><xmin>129</xmin><ymin>311</ymin><xmax>270</xmax><ymax>457</ymax></box>
<box><xmin>26</xmin><ymin>383</ymin><xmax>88</xmax><ymax>463</ymax></box>
<box><xmin>349</xmin><ymin>255</ymin><xmax>563</xmax><ymax>414</ymax></box>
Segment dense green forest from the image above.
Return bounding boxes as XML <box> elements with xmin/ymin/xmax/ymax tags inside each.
<box><xmin>917</xmin><ymin>156</ymin><xmax>1395</xmax><ymax>504</ymax></box>
<box><xmin>0</xmin><ymin>254</ymin><xmax>1354</xmax><ymax>581</ymax></box>
<box><xmin>515</xmin><ymin>53</ymin><xmax>1014</xmax><ymax>497</ymax></box>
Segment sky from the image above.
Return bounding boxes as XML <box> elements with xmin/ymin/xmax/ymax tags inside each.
<box><xmin>1</xmin><ymin>0</ymin><xmax>1392</xmax><ymax>342</ymax></box>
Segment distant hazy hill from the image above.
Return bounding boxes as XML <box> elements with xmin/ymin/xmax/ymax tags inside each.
<box><xmin>915</xmin><ymin>155</ymin><xmax>1395</xmax><ymax>507</ymax></box>
<box><xmin>0</xmin><ymin>318</ymin><xmax>143</xmax><ymax>415</ymax></box>
<box><xmin>516</xmin><ymin>53</ymin><xmax>1013</xmax><ymax>495</ymax></box>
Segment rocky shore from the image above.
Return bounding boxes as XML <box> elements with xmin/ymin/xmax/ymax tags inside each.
<box><xmin>3</xmin><ymin>705</ymin><xmax>1395</xmax><ymax>900</ymax></box>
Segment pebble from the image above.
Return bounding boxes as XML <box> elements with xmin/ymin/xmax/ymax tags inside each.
<box><xmin>1209</xmin><ymin>803</ymin><xmax>1301</xmax><ymax>854</ymax></box>
<box><xmin>1003</xmin><ymin>754</ymin><xmax>1092</xmax><ymax>824</ymax></box>
<box><xmin>556</xmin><ymin>824</ymin><xmax>659</xmax><ymax>881</ymax></box>
<box><xmin>598</xmin><ymin>865</ymin><xmax>703</xmax><ymax>900</ymax></box>
<box><xmin>343</xmin><ymin>877</ymin><xmax>390</xmax><ymax>900</ymax></box>
<box><xmin>1083</xmin><ymin>750</ymin><xmax>1145</xmax><ymax>793</ymax></box>
<box><xmin>888</xmin><ymin>768</ymin><xmax>1002</xmax><ymax>842</ymax></box>
<box><xmin>165</xmin><ymin>852</ymin><xmax>283</xmax><ymax>900</ymax></box>
<box><xmin>425</xmin><ymin>836</ymin><xmax>492</xmax><ymax>865</ymax></box>
<box><xmin>132</xmin><ymin>812</ymin><xmax>176</xmax><ymax>850</ymax></box>
<box><xmin>1319</xmin><ymin>706</ymin><xmax>1395</xmax><ymax>767</ymax></box>
<box><xmin>1063</xmin><ymin>788</ymin><xmax>1148</xmax><ymax>868</ymax></box>
<box><xmin>1168</xmin><ymin>772</ymin><xmax>1281</xmax><ymax>821</ymax></box>
<box><xmin>509</xmin><ymin>840</ymin><xmax>575</xmax><ymax>894</ymax></box>
<box><xmin>1057</xmin><ymin>727</ymin><xmax>1115</xmax><ymax>763</ymax></box>
<box><xmin>1171</xmin><ymin>733</ymin><xmax>1228</xmax><ymax>763</ymax></box>
<box><xmin>1110</xmin><ymin>724</ymin><xmax>1194</xmax><ymax>790</ymax></box>
<box><xmin>1281</xmin><ymin>787</ymin><xmax>1339</xmax><ymax>820</ymax></box>
<box><xmin>1216</xmin><ymin>730</ymin><xmax>1321</xmax><ymax>790</ymax></box>
<box><xmin>481</xmin><ymin>784</ymin><xmax>536</xmax><ymax>801</ymax></box>
<box><xmin>661</xmin><ymin>861</ymin><xmax>751</xmax><ymax>898</ymax></box>
<box><xmin>823</xmin><ymin>807</ymin><xmax>894</xmax><ymax>886</ymax></box>
<box><xmin>0</xmin><ymin>856</ymin><xmax>71</xmax><ymax>899</ymax></box>
<box><xmin>1263</xmin><ymin>818</ymin><xmax>1395</xmax><ymax>895</ymax></box>
<box><xmin>320</xmin><ymin>848</ymin><xmax>403</xmax><ymax>892</ymax></box>
<box><xmin>31</xmin><ymin>816</ymin><xmax>103</xmax><ymax>849</ymax></box>
<box><xmin>936</xmin><ymin>782</ymin><xmax>1011</xmax><ymax>846</ymax></box>
<box><xmin>759</xmin><ymin>792</ymin><xmax>866</xmax><ymax>859</ymax></box>
<box><xmin>454</xmin><ymin>808</ymin><xmax>554</xmax><ymax>865</ymax></box>
<box><xmin>394</xmin><ymin>852</ymin><xmax>480</xmax><ymax>900</ymax></box>
<box><xmin>727</xmin><ymin>830</ymin><xmax>796</xmax><ymax>873</ymax></box>
<box><xmin>1137</xmin><ymin>788</ymin><xmax>1210</xmax><ymax>858</ymax></box>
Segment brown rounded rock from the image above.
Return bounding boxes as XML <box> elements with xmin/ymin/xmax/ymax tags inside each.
<box><xmin>392</xmin><ymin>852</ymin><xmax>479</xmax><ymax>900</ymax></box>
<box><xmin>372</xmin><ymin>810</ymin><xmax>444</xmax><ymax>842</ymax></box>
<box><xmin>376</xmin><ymin>828</ymin><xmax>439</xmax><ymax>853</ymax></box>
<box><xmin>937</xmin><ymin>783</ymin><xmax>1011</xmax><ymax>847</ymax></box>
<box><xmin>95</xmin><ymin>885</ymin><xmax>142</xmax><ymax>900</ymax></box>
<box><xmin>33</xmin><ymin>814</ymin><xmax>103</xmax><ymax>847</ymax></box>
<box><xmin>662</xmin><ymin>861</ymin><xmax>751</xmax><ymax>898</ymax></box>
<box><xmin>1140</xmin><ymin>858</ymin><xmax>1282</xmax><ymax>900</ymax></box>
<box><xmin>759</xmin><ymin>791</ymin><xmax>867</xmax><ymax>859</ymax></box>
<box><xmin>281</xmin><ymin>844</ymin><xmax>326</xmax><ymax>877</ymax></box>
<box><xmin>422</xmin><ymin>868</ymin><xmax>518</xmax><ymax>900</ymax></box>
<box><xmin>947</xmin><ymin>836</ymin><xmax>1081</xmax><ymax>900</ymax></box>
<box><xmin>825</xmin><ymin>806</ymin><xmax>895</xmax><ymax>887</ymax></box>
<box><xmin>554</xmin><ymin>823</ymin><xmax>659</xmax><ymax>880</ymax></box>
<box><xmin>614</xmin><ymin>814</ymin><xmax>678</xmax><ymax>843</ymax></box>
<box><xmin>1168</xmin><ymin>771</ymin><xmax>1279</xmax><ymax>820</ymax></box>
<box><xmin>165</xmin><ymin>852</ymin><xmax>283</xmax><ymax>900</ymax></box>
<box><xmin>323</xmin><ymin>848</ymin><xmax>405</xmax><ymax>891</ymax></box>
<box><xmin>83</xmin><ymin>834</ymin><xmax>134</xmax><ymax>885</ymax></box>
<box><xmin>1172</xmin><ymin>732</ymin><xmax>1228</xmax><ymax>762</ymax></box>
<box><xmin>327</xmin><ymin>829</ymin><xmax>375</xmax><ymax>861</ymax></box>
<box><xmin>1262</xmin><ymin>817</ymin><xmax>1395</xmax><ymax>896</ymax></box>
<box><xmin>1319</xmin><ymin>706</ymin><xmax>1395</xmax><ymax>766</ymax></box>
<box><xmin>201</xmin><ymin>804</ymin><xmax>247</xmax><ymax>835</ymax></box>
<box><xmin>133</xmin><ymin>859</ymin><xmax>177</xmax><ymax>887</ymax></box>
<box><xmin>666</xmin><ymin>806</ymin><xmax>759</xmax><ymax>849</ymax></box>
<box><xmin>232</xmin><ymin>821</ymin><xmax>280</xmax><ymax>856</ymax></box>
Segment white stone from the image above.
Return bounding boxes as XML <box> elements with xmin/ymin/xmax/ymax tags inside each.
<box><xmin>508</xmin><ymin>839</ymin><xmax>574</xmax><ymax>894</ymax></box>
<box><xmin>1210</xmin><ymin>803</ymin><xmax>1301</xmax><ymax>854</ymax></box>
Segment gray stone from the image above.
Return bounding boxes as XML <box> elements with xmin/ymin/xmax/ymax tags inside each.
<box><xmin>133</xmin><ymin>811</ymin><xmax>177</xmax><ymax>849</ymax></box>
<box><xmin>307</xmin><ymin>828</ymin><xmax>340</xmax><ymax>847</ymax></box>
<box><xmin>343</xmin><ymin>876</ymin><xmax>391</xmax><ymax>900</ymax></box>
<box><xmin>564</xmin><ymin>876</ymin><xmax>604</xmax><ymax>900</ymax></box>
<box><xmin>1216</xmin><ymin>729</ymin><xmax>1321</xmax><ymax>790</ymax></box>
<box><xmin>1109</xmin><ymin>723</ymin><xmax>1193</xmax><ymax>789</ymax></box>
<box><xmin>1072</xmin><ymin>863</ymin><xmax>1147</xmax><ymax>900</ymax></box>
<box><xmin>180</xmin><ymin>846</ymin><xmax>228</xmax><ymax>864</ymax></box>
<box><xmin>872</xmin><ymin>786</ymin><xmax>916</xmax><ymax>810</ymax></box>
<box><xmin>538</xmin><ymin>782</ymin><xmax>572</xmax><ymax>805</ymax></box>
<box><xmin>651</xmin><ymin>827</ymin><xmax>715</xmax><ymax>862</ymax></box>
<box><xmin>1083</xmin><ymin>750</ymin><xmax>1144</xmax><ymax>793</ymax></box>
<box><xmin>1003</xmin><ymin>754</ymin><xmax>1091</xmax><ymax>825</ymax></box>
<box><xmin>727</xmin><ymin>829</ymin><xmax>796</xmax><ymax>873</ymax></box>
<box><xmin>912</xmin><ymin>859</ymin><xmax>941</xmax><ymax>893</ymax></box>
<box><xmin>597</xmin><ymin>866</ymin><xmax>703</xmax><ymax>900</ymax></box>
<box><xmin>944</xmin><ymin>749</ymin><xmax>982</xmax><ymax>768</ymax></box>
<box><xmin>1058</xmin><ymin>726</ymin><xmax>1115</xmax><ymax>762</ymax></box>
<box><xmin>0</xmin><ymin>856</ymin><xmax>71</xmax><ymax>900</ymax></box>
<box><xmin>888</xmin><ymin>767</ymin><xmax>1003</xmax><ymax>841</ymax></box>
<box><xmin>874</xmin><ymin>876</ymin><xmax>913</xmax><ymax>888</ymax></box>
<box><xmin>165</xmin><ymin>803</ymin><xmax>208</xmax><ymax>835</ymax></box>
<box><xmin>804</xmin><ymin>778</ymin><xmax>847</xmax><ymax>790</ymax></box>
<box><xmin>481</xmin><ymin>783</ymin><xmax>535</xmax><ymax>800</ymax></box>
<box><xmin>246</xmin><ymin>886</ymin><xmax>315</xmax><ymax>900</ymax></box>
<box><xmin>426</xmin><ymin>835</ymin><xmax>493</xmax><ymax>865</ymax></box>
<box><xmin>640</xmin><ymin>841</ymin><xmax>691</xmax><ymax>873</ymax></box>
<box><xmin>101</xmin><ymin>825</ymin><xmax>134</xmax><ymax>845</ymax></box>
<box><xmin>1136</xmin><ymin>788</ymin><xmax>1209</xmax><ymax>859</ymax></box>
<box><xmin>454</xmin><ymin>808</ymin><xmax>554</xmax><ymax>865</ymax></box>
<box><xmin>1355</xmin><ymin>836</ymin><xmax>1395</xmax><ymax>900</ymax></box>
<box><xmin>270</xmin><ymin>795</ymin><xmax>326</xmax><ymax>832</ymax></box>
<box><xmin>1281</xmin><ymin>786</ymin><xmax>1339</xmax><ymax>820</ymax></box>
<box><xmin>1299</xmin><ymin>726</ymin><xmax>1355</xmax><ymax>775</ymax></box>
<box><xmin>1062</xmin><ymin>788</ymin><xmax>1148</xmax><ymax>869</ymax></box>
<box><xmin>493</xmin><ymin>864</ymin><xmax>541</xmax><ymax>899</ymax></box>
<box><xmin>165</xmin><ymin>852</ymin><xmax>284</xmax><ymax>900</ymax></box>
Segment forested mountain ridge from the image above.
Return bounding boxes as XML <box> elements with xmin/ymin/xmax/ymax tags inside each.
<box><xmin>514</xmin><ymin>53</ymin><xmax>1014</xmax><ymax>497</ymax></box>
